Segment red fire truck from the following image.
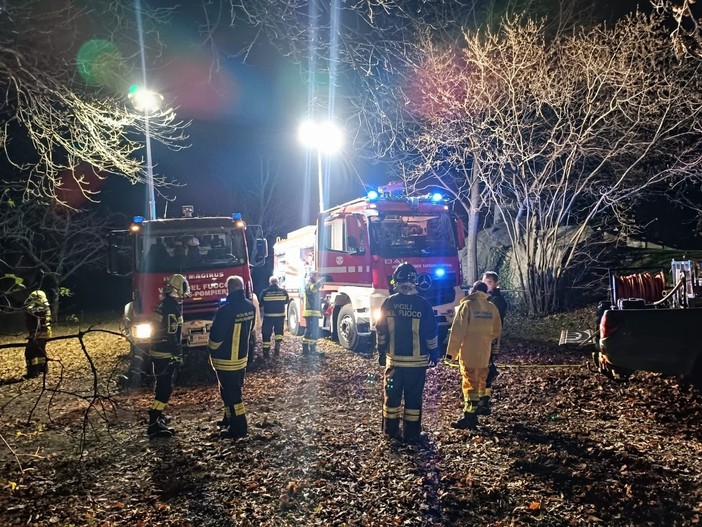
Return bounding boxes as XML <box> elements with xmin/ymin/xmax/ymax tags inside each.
<box><xmin>274</xmin><ymin>183</ymin><xmax>465</xmax><ymax>352</ymax></box>
<box><xmin>107</xmin><ymin>206</ymin><xmax>267</xmax><ymax>351</ymax></box>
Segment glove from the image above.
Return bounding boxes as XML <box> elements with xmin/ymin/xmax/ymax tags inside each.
<box><xmin>378</xmin><ymin>353</ymin><xmax>386</xmax><ymax>367</ymax></box>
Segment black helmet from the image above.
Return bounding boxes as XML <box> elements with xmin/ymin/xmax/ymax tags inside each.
<box><xmin>392</xmin><ymin>262</ymin><xmax>417</xmax><ymax>285</ymax></box>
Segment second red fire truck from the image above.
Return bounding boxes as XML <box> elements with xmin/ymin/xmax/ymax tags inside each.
<box><xmin>274</xmin><ymin>183</ymin><xmax>465</xmax><ymax>352</ymax></box>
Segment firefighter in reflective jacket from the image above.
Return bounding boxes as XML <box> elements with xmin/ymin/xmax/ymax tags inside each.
<box><xmin>302</xmin><ymin>271</ymin><xmax>326</xmax><ymax>357</ymax></box>
<box><xmin>376</xmin><ymin>263</ymin><xmax>439</xmax><ymax>443</ymax></box>
<box><xmin>147</xmin><ymin>273</ymin><xmax>188</xmax><ymax>439</ymax></box>
<box><xmin>259</xmin><ymin>276</ymin><xmax>289</xmax><ymax>356</ymax></box>
<box><xmin>23</xmin><ymin>290</ymin><xmax>51</xmax><ymax>379</ymax></box>
<box><xmin>446</xmin><ymin>281</ymin><xmax>502</xmax><ymax>430</ymax></box>
<box><xmin>208</xmin><ymin>276</ymin><xmax>255</xmax><ymax>438</ymax></box>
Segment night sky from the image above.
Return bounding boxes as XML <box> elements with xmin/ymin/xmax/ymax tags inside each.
<box><xmin>52</xmin><ymin>1</ymin><xmax>702</xmax><ymax>247</ymax></box>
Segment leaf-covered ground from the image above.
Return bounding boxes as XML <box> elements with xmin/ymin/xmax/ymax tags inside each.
<box><xmin>0</xmin><ymin>310</ymin><xmax>700</xmax><ymax>526</ymax></box>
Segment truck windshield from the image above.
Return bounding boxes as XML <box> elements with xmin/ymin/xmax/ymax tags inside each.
<box><xmin>369</xmin><ymin>212</ymin><xmax>456</xmax><ymax>258</ymax></box>
<box><xmin>137</xmin><ymin>229</ymin><xmax>247</xmax><ymax>272</ymax></box>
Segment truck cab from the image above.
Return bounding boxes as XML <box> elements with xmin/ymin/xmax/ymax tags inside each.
<box><xmin>108</xmin><ymin>208</ymin><xmax>267</xmax><ymax>351</ymax></box>
<box><xmin>275</xmin><ymin>184</ymin><xmax>464</xmax><ymax>353</ymax></box>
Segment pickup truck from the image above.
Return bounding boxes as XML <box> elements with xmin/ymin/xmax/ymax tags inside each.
<box><xmin>561</xmin><ymin>261</ymin><xmax>702</xmax><ymax>390</ymax></box>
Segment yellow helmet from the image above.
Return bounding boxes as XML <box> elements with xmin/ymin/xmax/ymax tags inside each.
<box><xmin>164</xmin><ymin>274</ymin><xmax>189</xmax><ymax>298</ymax></box>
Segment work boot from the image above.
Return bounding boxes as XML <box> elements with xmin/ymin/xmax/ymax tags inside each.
<box><xmin>216</xmin><ymin>413</ymin><xmax>229</xmax><ymax>428</ymax></box>
<box><xmin>382</xmin><ymin>418</ymin><xmax>401</xmax><ymax>441</ymax></box>
<box><xmin>220</xmin><ymin>412</ymin><xmax>247</xmax><ymax>439</ymax></box>
<box><xmin>476</xmin><ymin>397</ymin><xmax>491</xmax><ymax>416</ymax></box>
<box><xmin>302</xmin><ymin>343</ymin><xmax>310</xmax><ymax>356</ymax></box>
<box><xmin>262</xmin><ymin>344</ymin><xmax>271</xmax><ymax>358</ymax></box>
<box><xmin>148</xmin><ymin>410</ymin><xmax>174</xmax><ymax>438</ymax></box>
<box><xmin>451</xmin><ymin>412</ymin><xmax>478</xmax><ymax>430</ymax></box>
<box><xmin>274</xmin><ymin>341</ymin><xmax>281</xmax><ymax>355</ymax></box>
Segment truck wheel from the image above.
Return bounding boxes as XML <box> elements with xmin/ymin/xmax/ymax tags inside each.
<box><xmin>337</xmin><ymin>304</ymin><xmax>369</xmax><ymax>352</ymax></box>
<box><xmin>287</xmin><ymin>303</ymin><xmax>304</xmax><ymax>336</ymax></box>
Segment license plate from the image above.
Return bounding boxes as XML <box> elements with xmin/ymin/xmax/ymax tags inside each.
<box><xmin>187</xmin><ymin>333</ymin><xmax>209</xmax><ymax>347</ymax></box>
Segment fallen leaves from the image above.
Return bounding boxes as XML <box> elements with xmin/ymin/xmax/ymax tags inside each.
<box><xmin>0</xmin><ymin>312</ymin><xmax>701</xmax><ymax>526</ymax></box>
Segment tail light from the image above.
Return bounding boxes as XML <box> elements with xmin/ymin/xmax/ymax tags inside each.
<box><xmin>599</xmin><ymin>311</ymin><xmax>619</xmax><ymax>339</ymax></box>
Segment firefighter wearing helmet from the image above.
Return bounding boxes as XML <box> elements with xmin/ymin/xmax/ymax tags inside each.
<box><xmin>146</xmin><ymin>273</ymin><xmax>188</xmax><ymax>438</ymax></box>
<box><xmin>23</xmin><ymin>289</ymin><xmax>52</xmax><ymax>379</ymax></box>
<box><xmin>376</xmin><ymin>262</ymin><xmax>438</xmax><ymax>443</ymax></box>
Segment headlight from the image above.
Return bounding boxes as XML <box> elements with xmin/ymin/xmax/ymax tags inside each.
<box><xmin>134</xmin><ymin>323</ymin><xmax>153</xmax><ymax>340</ymax></box>
<box><xmin>373</xmin><ymin>309</ymin><xmax>382</xmax><ymax>322</ymax></box>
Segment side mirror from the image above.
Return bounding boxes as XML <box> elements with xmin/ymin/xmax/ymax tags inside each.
<box><xmin>107</xmin><ymin>231</ymin><xmax>132</xmax><ymax>276</ymax></box>
<box><xmin>252</xmin><ymin>238</ymin><xmax>268</xmax><ymax>268</ymax></box>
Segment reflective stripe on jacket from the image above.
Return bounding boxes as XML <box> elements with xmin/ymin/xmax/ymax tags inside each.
<box><xmin>303</xmin><ymin>279</ymin><xmax>324</xmax><ymax>317</ymax></box>
<box><xmin>376</xmin><ymin>287</ymin><xmax>438</xmax><ymax>368</ymax></box>
<box><xmin>260</xmin><ymin>284</ymin><xmax>289</xmax><ymax>318</ymax></box>
<box><xmin>150</xmin><ymin>295</ymin><xmax>182</xmax><ymax>357</ymax></box>
<box><xmin>446</xmin><ymin>291</ymin><xmax>502</xmax><ymax>368</ymax></box>
<box><xmin>208</xmin><ymin>290</ymin><xmax>255</xmax><ymax>371</ymax></box>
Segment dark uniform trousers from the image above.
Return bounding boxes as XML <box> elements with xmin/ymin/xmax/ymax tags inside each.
<box><xmin>148</xmin><ymin>296</ymin><xmax>182</xmax><ymax>417</ymax></box>
<box><xmin>215</xmin><ymin>369</ymin><xmax>246</xmax><ymax>435</ymax></box>
<box><xmin>262</xmin><ymin>316</ymin><xmax>284</xmax><ymax>352</ymax></box>
<box><xmin>383</xmin><ymin>365</ymin><xmax>427</xmax><ymax>439</ymax></box>
<box><xmin>302</xmin><ymin>316</ymin><xmax>320</xmax><ymax>351</ymax></box>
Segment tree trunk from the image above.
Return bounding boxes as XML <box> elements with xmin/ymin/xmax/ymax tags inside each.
<box><xmin>464</xmin><ymin>179</ymin><xmax>481</xmax><ymax>284</ymax></box>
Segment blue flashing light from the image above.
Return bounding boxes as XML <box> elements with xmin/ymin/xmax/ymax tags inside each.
<box><xmin>232</xmin><ymin>212</ymin><xmax>242</xmax><ymax>220</ymax></box>
<box><xmin>132</xmin><ymin>215</ymin><xmax>145</xmax><ymax>224</ymax></box>
<box><xmin>434</xmin><ymin>268</ymin><xmax>446</xmax><ymax>278</ymax></box>
<box><xmin>367</xmin><ymin>190</ymin><xmax>379</xmax><ymax>201</ymax></box>
<box><xmin>431</xmin><ymin>193</ymin><xmax>443</xmax><ymax>203</ymax></box>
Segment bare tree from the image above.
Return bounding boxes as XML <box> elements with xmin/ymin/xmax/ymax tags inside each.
<box><xmin>405</xmin><ymin>12</ymin><xmax>702</xmax><ymax>313</ymax></box>
<box><xmin>0</xmin><ymin>199</ymin><xmax>121</xmax><ymax>318</ymax></box>
<box><xmin>237</xmin><ymin>157</ymin><xmax>299</xmax><ymax>239</ymax></box>
<box><xmin>654</xmin><ymin>0</ymin><xmax>702</xmax><ymax>60</ymax></box>
<box><xmin>0</xmin><ymin>0</ymin><xmax>187</xmax><ymax>206</ymax></box>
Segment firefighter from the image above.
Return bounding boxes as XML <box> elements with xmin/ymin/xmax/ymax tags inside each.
<box><xmin>147</xmin><ymin>273</ymin><xmax>188</xmax><ymax>439</ymax></box>
<box><xmin>302</xmin><ymin>271</ymin><xmax>326</xmax><ymax>357</ymax></box>
<box><xmin>446</xmin><ymin>281</ymin><xmax>502</xmax><ymax>430</ymax></box>
<box><xmin>208</xmin><ymin>276</ymin><xmax>255</xmax><ymax>438</ymax></box>
<box><xmin>259</xmin><ymin>276</ymin><xmax>289</xmax><ymax>356</ymax></box>
<box><xmin>376</xmin><ymin>262</ymin><xmax>439</xmax><ymax>443</ymax></box>
<box><xmin>23</xmin><ymin>290</ymin><xmax>51</xmax><ymax>379</ymax></box>
<box><xmin>480</xmin><ymin>271</ymin><xmax>508</xmax><ymax>416</ymax></box>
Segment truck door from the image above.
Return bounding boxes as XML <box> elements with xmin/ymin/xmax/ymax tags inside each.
<box><xmin>318</xmin><ymin>214</ymin><xmax>371</xmax><ymax>285</ymax></box>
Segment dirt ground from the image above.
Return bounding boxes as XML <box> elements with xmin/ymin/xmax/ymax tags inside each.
<box><xmin>0</xmin><ymin>313</ymin><xmax>700</xmax><ymax>527</ymax></box>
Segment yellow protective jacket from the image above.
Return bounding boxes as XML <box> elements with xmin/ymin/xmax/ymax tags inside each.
<box><xmin>446</xmin><ymin>291</ymin><xmax>502</xmax><ymax>368</ymax></box>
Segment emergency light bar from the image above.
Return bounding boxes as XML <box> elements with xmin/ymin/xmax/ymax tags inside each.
<box><xmin>130</xmin><ymin>215</ymin><xmax>144</xmax><ymax>233</ymax></box>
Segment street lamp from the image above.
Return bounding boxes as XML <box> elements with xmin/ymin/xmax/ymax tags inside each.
<box><xmin>129</xmin><ymin>84</ymin><xmax>163</xmax><ymax>221</ymax></box>
<box><xmin>298</xmin><ymin>120</ymin><xmax>343</xmax><ymax>215</ymax></box>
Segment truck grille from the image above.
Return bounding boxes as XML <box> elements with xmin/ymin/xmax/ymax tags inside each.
<box><xmin>183</xmin><ymin>299</ymin><xmax>222</xmax><ymax>321</ymax></box>
<box><xmin>389</xmin><ymin>273</ymin><xmax>456</xmax><ymax>307</ymax></box>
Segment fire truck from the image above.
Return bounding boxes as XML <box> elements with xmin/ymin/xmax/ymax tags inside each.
<box><xmin>107</xmin><ymin>206</ymin><xmax>267</xmax><ymax>351</ymax></box>
<box><xmin>273</xmin><ymin>183</ymin><xmax>465</xmax><ymax>352</ymax></box>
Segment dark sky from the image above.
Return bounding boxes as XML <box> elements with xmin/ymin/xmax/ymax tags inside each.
<box><xmin>99</xmin><ymin>0</ymin><xmax>692</xmax><ymax>239</ymax></box>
